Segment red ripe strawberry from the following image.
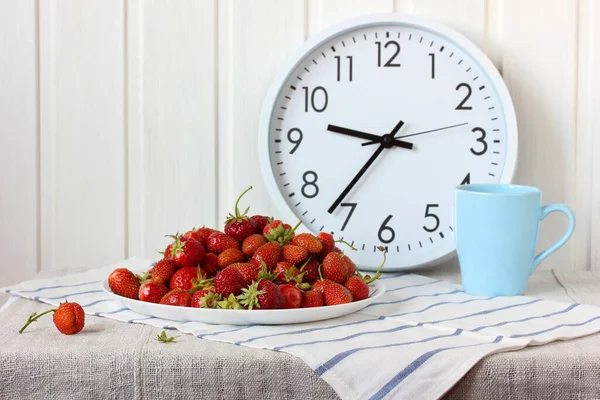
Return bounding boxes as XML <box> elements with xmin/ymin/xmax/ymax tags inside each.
<box><xmin>312</xmin><ymin>278</ymin><xmax>335</xmax><ymax>294</ymax></box>
<box><xmin>149</xmin><ymin>259</ymin><xmax>177</xmax><ymax>285</ymax></box>
<box><xmin>139</xmin><ymin>281</ymin><xmax>169</xmax><ymax>303</ymax></box>
<box><xmin>224</xmin><ymin>186</ymin><xmax>258</xmax><ymax>242</ymax></box>
<box><xmin>206</xmin><ymin>231</ymin><xmax>240</xmax><ymax>254</ymax></box>
<box><xmin>231</xmin><ymin>262</ymin><xmax>261</xmax><ymax>286</ymax></box>
<box><xmin>163</xmin><ymin>243</ymin><xmax>173</xmax><ymax>260</ymax></box>
<box><xmin>281</xmin><ymin>245</ymin><xmax>308</xmax><ymax>264</ymax></box>
<box><xmin>242</xmin><ymin>234</ymin><xmax>267</xmax><ymax>257</ymax></box>
<box><xmin>217</xmin><ymin>248</ymin><xmax>245</xmax><ymax>269</ymax></box>
<box><xmin>53</xmin><ymin>301</ymin><xmax>85</xmax><ymax>335</ymax></box>
<box><xmin>251</xmin><ymin>215</ymin><xmax>272</xmax><ymax>233</ymax></box>
<box><xmin>343</xmin><ymin>255</ymin><xmax>357</xmax><ymax>277</ymax></box>
<box><xmin>169</xmin><ymin>266</ymin><xmax>207</xmax><ymax>291</ymax></box>
<box><xmin>191</xmin><ymin>289</ymin><xmax>221</xmax><ymax>308</ymax></box>
<box><xmin>291</xmin><ymin>233</ymin><xmax>323</xmax><ymax>254</ymax></box>
<box><xmin>167</xmin><ymin>234</ymin><xmax>206</xmax><ymax>267</ymax></box>
<box><xmin>238</xmin><ymin>279</ymin><xmax>285</xmax><ymax>310</ymax></box>
<box><xmin>273</xmin><ymin>261</ymin><xmax>301</xmax><ymax>283</ymax></box>
<box><xmin>257</xmin><ymin>280</ymin><xmax>285</xmax><ymax>309</ymax></box>
<box><xmin>322</xmin><ymin>253</ymin><xmax>349</xmax><ymax>284</ymax></box>
<box><xmin>108</xmin><ymin>268</ymin><xmax>140</xmax><ymax>299</ymax></box>
<box><xmin>279</xmin><ymin>284</ymin><xmax>303</xmax><ymax>308</ymax></box>
<box><xmin>214</xmin><ymin>266</ymin><xmax>245</xmax><ymax>297</ymax></box>
<box><xmin>201</xmin><ymin>252</ymin><xmax>219</xmax><ymax>277</ymax></box>
<box><xmin>316</xmin><ymin>232</ymin><xmax>335</xmax><ymax>253</ymax></box>
<box><xmin>263</xmin><ymin>220</ymin><xmax>295</xmax><ymax>244</ymax></box>
<box><xmin>252</xmin><ymin>241</ymin><xmax>281</xmax><ymax>271</ymax></box>
<box><xmin>301</xmin><ymin>258</ymin><xmax>320</xmax><ymax>283</ymax></box>
<box><xmin>323</xmin><ymin>283</ymin><xmax>353</xmax><ymax>305</ymax></box>
<box><xmin>302</xmin><ymin>289</ymin><xmax>324</xmax><ymax>308</ymax></box>
<box><xmin>159</xmin><ymin>289</ymin><xmax>191</xmax><ymax>307</ymax></box>
<box><xmin>19</xmin><ymin>301</ymin><xmax>86</xmax><ymax>335</ymax></box>
<box><xmin>344</xmin><ymin>275</ymin><xmax>370</xmax><ymax>301</ymax></box>
<box><xmin>183</xmin><ymin>226</ymin><xmax>215</xmax><ymax>247</ymax></box>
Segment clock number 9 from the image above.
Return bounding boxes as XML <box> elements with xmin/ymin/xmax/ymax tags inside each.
<box><xmin>287</xmin><ymin>128</ymin><xmax>303</xmax><ymax>154</ymax></box>
<box><xmin>302</xmin><ymin>86</ymin><xmax>328</xmax><ymax>112</ymax></box>
<box><xmin>375</xmin><ymin>41</ymin><xmax>401</xmax><ymax>67</ymax></box>
<box><xmin>301</xmin><ymin>171</ymin><xmax>319</xmax><ymax>198</ymax></box>
<box><xmin>378</xmin><ymin>215</ymin><xmax>396</xmax><ymax>244</ymax></box>
<box><xmin>423</xmin><ymin>204</ymin><xmax>440</xmax><ymax>233</ymax></box>
<box><xmin>470</xmin><ymin>127</ymin><xmax>487</xmax><ymax>156</ymax></box>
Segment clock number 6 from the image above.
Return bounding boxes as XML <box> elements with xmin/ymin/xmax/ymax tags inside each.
<box><xmin>301</xmin><ymin>171</ymin><xmax>319</xmax><ymax>198</ymax></box>
<box><xmin>423</xmin><ymin>204</ymin><xmax>440</xmax><ymax>233</ymax></box>
<box><xmin>470</xmin><ymin>127</ymin><xmax>488</xmax><ymax>156</ymax></box>
<box><xmin>378</xmin><ymin>215</ymin><xmax>396</xmax><ymax>244</ymax></box>
<box><xmin>302</xmin><ymin>86</ymin><xmax>328</xmax><ymax>112</ymax></box>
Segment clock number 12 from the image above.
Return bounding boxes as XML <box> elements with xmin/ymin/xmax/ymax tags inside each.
<box><xmin>376</xmin><ymin>41</ymin><xmax>401</xmax><ymax>67</ymax></box>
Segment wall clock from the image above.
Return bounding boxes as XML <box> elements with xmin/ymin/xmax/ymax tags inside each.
<box><xmin>258</xmin><ymin>13</ymin><xmax>518</xmax><ymax>272</ymax></box>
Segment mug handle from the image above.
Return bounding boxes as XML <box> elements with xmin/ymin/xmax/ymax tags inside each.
<box><xmin>531</xmin><ymin>203</ymin><xmax>576</xmax><ymax>273</ymax></box>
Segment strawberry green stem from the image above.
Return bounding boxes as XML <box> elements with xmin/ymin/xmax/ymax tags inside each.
<box><xmin>19</xmin><ymin>309</ymin><xmax>56</xmax><ymax>333</ymax></box>
<box><xmin>280</xmin><ymin>220</ymin><xmax>303</xmax><ymax>245</ymax></box>
<box><xmin>336</xmin><ymin>238</ymin><xmax>357</xmax><ymax>251</ymax></box>
<box><xmin>364</xmin><ymin>248</ymin><xmax>387</xmax><ymax>284</ymax></box>
<box><xmin>233</xmin><ymin>186</ymin><xmax>253</xmax><ymax>218</ymax></box>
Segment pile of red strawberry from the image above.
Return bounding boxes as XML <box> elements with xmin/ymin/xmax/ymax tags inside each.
<box><xmin>108</xmin><ymin>186</ymin><xmax>386</xmax><ymax>310</ymax></box>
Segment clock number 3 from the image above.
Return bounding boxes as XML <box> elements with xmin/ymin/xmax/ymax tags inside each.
<box><xmin>378</xmin><ymin>215</ymin><xmax>396</xmax><ymax>244</ymax></box>
<box><xmin>423</xmin><ymin>204</ymin><xmax>440</xmax><ymax>233</ymax></box>
<box><xmin>470</xmin><ymin>127</ymin><xmax>488</xmax><ymax>156</ymax></box>
<box><xmin>376</xmin><ymin>41</ymin><xmax>401</xmax><ymax>67</ymax></box>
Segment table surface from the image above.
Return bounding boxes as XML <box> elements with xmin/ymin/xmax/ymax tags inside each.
<box><xmin>2</xmin><ymin>262</ymin><xmax>599</xmax><ymax>400</ymax></box>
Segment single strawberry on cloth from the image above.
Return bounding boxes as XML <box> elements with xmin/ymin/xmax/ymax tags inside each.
<box><xmin>3</xmin><ymin>257</ymin><xmax>600</xmax><ymax>400</ymax></box>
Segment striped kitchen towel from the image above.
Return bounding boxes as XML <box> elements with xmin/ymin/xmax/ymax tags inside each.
<box><xmin>3</xmin><ymin>257</ymin><xmax>600</xmax><ymax>400</ymax></box>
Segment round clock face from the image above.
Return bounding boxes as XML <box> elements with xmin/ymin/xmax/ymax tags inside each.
<box><xmin>259</xmin><ymin>14</ymin><xmax>517</xmax><ymax>271</ymax></box>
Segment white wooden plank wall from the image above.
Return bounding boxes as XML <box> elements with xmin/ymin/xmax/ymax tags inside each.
<box><xmin>1</xmin><ymin>0</ymin><xmax>599</xmax><ymax>291</ymax></box>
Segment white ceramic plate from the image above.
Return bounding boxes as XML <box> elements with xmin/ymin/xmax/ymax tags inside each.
<box><xmin>100</xmin><ymin>278</ymin><xmax>385</xmax><ymax>325</ymax></box>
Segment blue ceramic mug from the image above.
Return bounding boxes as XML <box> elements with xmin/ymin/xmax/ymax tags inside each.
<box><xmin>454</xmin><ymin>184</ymin><xmax>576</xmax><ymax>296</ymax></box>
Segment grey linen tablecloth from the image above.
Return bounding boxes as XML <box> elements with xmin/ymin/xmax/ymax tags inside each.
<box><xmin>1</xmin><ymin>262</ymin><xmax>599</xmax><ymax>399</ymax></box>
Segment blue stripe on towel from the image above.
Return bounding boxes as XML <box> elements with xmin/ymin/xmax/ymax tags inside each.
<box><xmin>315</xmin><ymin>329</ymin><xmax>464</xmax><ymax>377</ymax></box>
<box><xmin>368</xmin><ymin>336</ymin><xmax>503</xmax><ymax>400</ymax></box>
<box><xmin>388</xmin><ymin>296</ymin><xmax>495</xmax><ymax>318</ymax></box>
<box><xmin>197</xmin><ymin>325</ymin><xmax>255</xmax><ymax>339</ymax></box>
<box><xmin>81</xmin><ymin>298</ymin><xmax>112</xmax><ymax>307</ymax></box>
<box><xmin>128</xmin><ymin>316</ymin><xmax>156</xmax><ymax>323</ymax></box>
<box><xmin>422</xmin><ymin>298</ymin><xmax>543</xmax><ymax>325</ymax></box>
<box><xmin>378</xmin><ymin>273</ymin><xmax>408</xmax><ymax>280</ymax></box>
<box><xmin>235</xmin><ymin>316</ymin><xmax>386</xmax><ymax>345</ymax></box>
<box><xmin>46</xmin><ymin>289</ymin><xmax>104</xmax><ymax>300</ymax></box>
<box><xmin>510</xmin><ymin>315</ymin><xmax>600</xmax><ymax>338</ymax></box>
<box><xmin>274</xmin><ymin>323</ymin><xmax>416</xmax><ymax>351</ymax></box>
<box><xmin>385</xmin><ymin>280</ymin><xmax>443</xmax><ymax>293</ymax></box>
<box><xmin>15</xmin><ymin>280</ymin><xmax>102</xmax><ymax>293</ymax></box>
<box><xmin>472</xmin><ymin>303</ymin><xmax>579</xmax><ymax>332</ymax></box>
<box><xmin>367</xmin><ymin>289</ymin><xmax>464</xmax><ymax>308</ymax></box>
<box><xmin>98</xmin><ymin>307</ymin><xmax>128</xmax><ymax>315</ymax></box>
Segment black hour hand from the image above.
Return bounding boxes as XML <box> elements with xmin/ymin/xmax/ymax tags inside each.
<box><xmin>327</xmin><ymin>124</ymin><xmax>413</xmax><ymax>150</ymax></box>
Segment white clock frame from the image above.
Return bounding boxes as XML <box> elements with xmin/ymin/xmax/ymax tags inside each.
<box><xmin>258</xmin><ymin>13</ymin><xmax>518</xmax><ymax>271</ymax></box>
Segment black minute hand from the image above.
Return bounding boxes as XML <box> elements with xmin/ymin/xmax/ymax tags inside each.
<box><xmin>328</xmin><ymin>120</ymin><xmax>405</xmax><ymax>214</ymax></box>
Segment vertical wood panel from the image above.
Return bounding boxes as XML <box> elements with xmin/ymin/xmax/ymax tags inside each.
<box><xmin>500</xmin><ymin>0</ymin><xmax>578</xmax><ymax>270</ymax></box>
<box><xmin>395</xmin><ymin>0</ymin><xmax>485</xmax><ymax>49</ymax></box>
<box><xmin>127</xmin><ymin>0</ymin><xmax>217</xmax><ymax>259</ymax></box>
<box><xmin>309</xmin><ymin>0</ymin><xmax>394</xmax><ymax>35</ymax></box>
<box><xmin>0</xmin><ymin>0</ymin><xmax>38</xmax><ymax>286</ymax></box>
<box><xmin>218</xmin><ymin>0</ymin><xmax>305</xmax><ymax>223</ymax></box>
<box><xmin>39</xmin><ymin>0</ymin><xmax>125</xmax><ymax>270</ymax></box>
<box><xmin>580</xmin><ymin>0</ymin><xmax>600</xmax><ymax>271</ymax></box>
